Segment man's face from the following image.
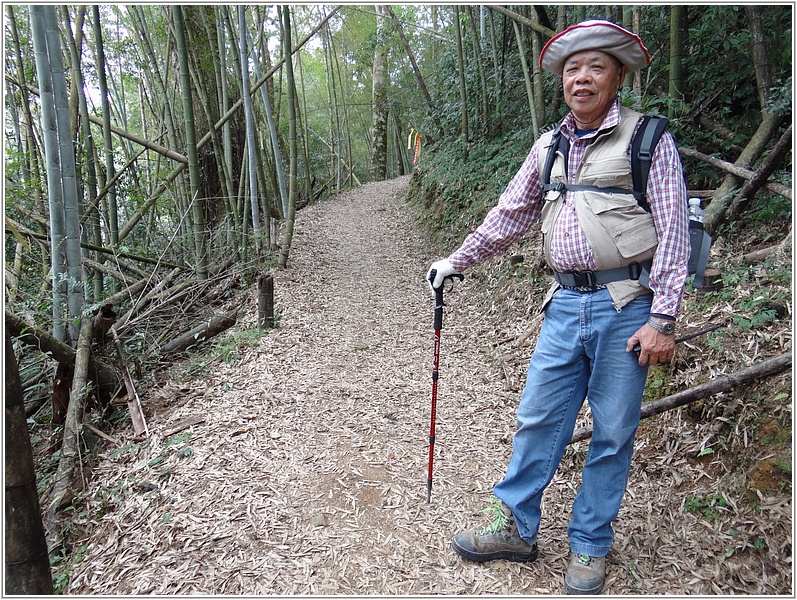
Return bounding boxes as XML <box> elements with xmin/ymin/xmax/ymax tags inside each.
<box><xmin>562</xmin><ymin>50</ymin><xmax>627</xmax><ymax>127</ymax></box>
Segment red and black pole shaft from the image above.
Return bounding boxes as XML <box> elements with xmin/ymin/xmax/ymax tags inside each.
<box><xmin>426</xmin><ymin>270</ymin><xmax>463</xmax><ymax>503</ymax></box>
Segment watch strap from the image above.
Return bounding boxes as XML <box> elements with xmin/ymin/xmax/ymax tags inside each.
<box><xmin>647</xmin><ymin>316</ymin><xmax>675</xmax><ymax>335</ymax></box>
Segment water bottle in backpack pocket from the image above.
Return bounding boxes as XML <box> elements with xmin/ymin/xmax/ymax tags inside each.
<box><xmin>687</xmin><ymin>198</ymin><xmax>712</xmax><ymax>288</ymax></box>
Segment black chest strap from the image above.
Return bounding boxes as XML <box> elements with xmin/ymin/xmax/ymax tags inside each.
<box><xmin>541</xmin><ymin>115</ymin><xmax>670</xmax><ymax>212</ymax></box>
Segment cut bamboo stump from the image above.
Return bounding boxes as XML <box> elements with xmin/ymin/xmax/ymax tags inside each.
<box><xmin>258</xmin><ymin>273</ymin><xmax>275</xmax><ymax>329</ymax></box>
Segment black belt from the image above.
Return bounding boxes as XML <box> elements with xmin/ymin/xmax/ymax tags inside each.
<box><xmin>554</xmin><ymin>261</ymin><xmax>651</xmax><ymax>290</ymax></box>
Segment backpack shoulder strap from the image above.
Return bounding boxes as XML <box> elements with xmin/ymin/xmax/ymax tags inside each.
<box><xmin>541</xmin><ymin>124</ymin><xmax>570</xmax><ymax>191</ymax></box>
<box><xmin>631</xmin><ymin>115</ymin><xmax>669</xmax><ymax>212</ymax></box>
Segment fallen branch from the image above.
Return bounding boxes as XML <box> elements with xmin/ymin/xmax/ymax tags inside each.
<box><xmin>111</xmin><ymin>327</ymin><xmax>148</xmax><ymax>439</ymax></box>
<box><xmin>84</xmin><ymin>423</ymin><xmax>121</xmax><ymax>447</ymax></box>
<box><xmin>569</xmin><ymin>353</ymin><xmax>792</xmax><ymax>444</ymax></box>
<box><xmin>45</xmin><ymin>317</ymin><xmax>93</xmax><ymax>552</ymax></box>
<box><xmin>736</xmin><ymin>243</ymin><xmax>782</xmax><ymax>264</ymax></box>
<box><xmin>82</xmin><ymin>257</ymin><xmax>136</xmax><ymax>285</ymax></box>
<box><xmin>6</xmin><ymin>311</ymin><xmax>120</xmax><ymax>395</ymax></box>
<box><xmin>101</xmin><ymin>276</ymin><xmax>155</xmax><ymax>311</ymax></box>
<box><xmin>736</xmin><ymin>125</ymin><xmax>792</xmax><ymax>204</ymax></box>
<box><xmin>3</xmin><ymin>217</ymin><xmax>189</xmax><ymax>270</ymax></box>
<box><xmin>163</xmin><ymin>416</ymin><xmax>206</xmax><ymax>437</ymax></box>
<box><xmin>679</xmin><ymin>146</ymin><xmax>792</xmax><ymax>200</ymax></box>
<box><xmin>113</xmin><ymin>267</ymin><xmax>182</xmax><ymax>332</ymax></box>
<box><xmin>161</xmin><ymin>310</ymin><xmax>238</xmax><ymax>354</ymax></box>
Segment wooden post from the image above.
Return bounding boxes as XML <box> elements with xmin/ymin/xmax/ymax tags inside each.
<box><xmin>258</xmin><ymin>273</ymin><xmax>275</xmax><ymax>329</ymax></box>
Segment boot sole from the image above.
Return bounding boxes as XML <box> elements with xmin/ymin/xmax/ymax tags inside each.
<box><xmin>451</xmin><ymin>539</ymin><xmax>538</xmax><ymax>563</ymax></box>
<box><xmin>564</xmin><ymin>577</ymin><xmax>604</xmax><ymax>595</ymax></box>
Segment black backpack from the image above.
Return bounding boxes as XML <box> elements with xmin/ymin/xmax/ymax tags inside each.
<box><xmin>540</xmin><ymin>115</ymin><xmax>712</xmax><ymax>288</ymax></box>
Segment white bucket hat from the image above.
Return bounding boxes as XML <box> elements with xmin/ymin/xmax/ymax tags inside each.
<box><xmin>540</xmin><ymin>20</ymin><xmax>650</xmax><ymax>76</ymax></box>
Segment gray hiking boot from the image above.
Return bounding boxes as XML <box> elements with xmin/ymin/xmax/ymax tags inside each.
<box><xmin>451</xmin><ymin>498</ymin><xmax>538</xmax><ymax>563</ymax></box>
<box><xmin>564</xmin><ymin>552</ymin><xmax>606</xmax><ymax>595</ymax></box>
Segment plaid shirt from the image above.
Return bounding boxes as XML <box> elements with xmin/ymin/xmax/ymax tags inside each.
<box><xmin>449</xmin><ymin>102</ymin><xmax>690</xmax><ymax>317</ymax></box>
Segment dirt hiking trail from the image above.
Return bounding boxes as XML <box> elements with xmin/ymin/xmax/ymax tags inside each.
<box><xmin>68</xmin><ymin>177</ymin><xmax>790</xmax><ymax>595</ymax></box>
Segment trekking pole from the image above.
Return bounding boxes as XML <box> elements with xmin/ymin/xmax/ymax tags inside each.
<box><xmin>426</xmin><ymin>270</ymin><xmax>463</xmax><ymax>503</ymax></box>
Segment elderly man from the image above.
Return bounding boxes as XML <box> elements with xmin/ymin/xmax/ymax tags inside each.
<box><xmin>427</xmin><ymin>21</ymin><xmax>690</xmax><ymax>594</ymax></box>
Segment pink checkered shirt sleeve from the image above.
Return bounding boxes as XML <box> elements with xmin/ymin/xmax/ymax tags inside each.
<box><xmin>646</xmin><ymin>131</ymin><xmax>690</xmax><ymax>316</ymax></box>
<box><xmin>448</xmin><ymin>144</ymin><xmax>544</xmax><ymax>271</ymax></box>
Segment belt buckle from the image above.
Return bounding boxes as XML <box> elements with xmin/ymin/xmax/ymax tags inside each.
<box><xmin>571</xmin><ymin>270</ymin><xmax>597</xmax><ymax>288</ymax></box>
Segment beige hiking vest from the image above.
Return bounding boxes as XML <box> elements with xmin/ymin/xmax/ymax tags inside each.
<box><xmin>538</xmin><ymin>106</ymin><xmax>658</xmax><ymax>310</ymax></box>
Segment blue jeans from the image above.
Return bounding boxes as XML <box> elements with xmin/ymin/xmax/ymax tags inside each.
<box><xmin>493</xmin><ymin>288</ymin><xmax>651</xmax><ymax>557</ymax></box>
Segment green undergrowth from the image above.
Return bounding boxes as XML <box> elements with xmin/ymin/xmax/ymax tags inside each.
<box><xmin>407</xmin><ymin>127</ymin><xmax>536</xmax><ymax>251</ymax></box>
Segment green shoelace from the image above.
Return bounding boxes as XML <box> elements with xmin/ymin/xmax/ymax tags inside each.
<box><xmin>576</xmin><ymin>553</ymin><xmax>594</xmax><ymax>566</ymax></box>
<box><xmin>479</xmin><ymin>496</ymin><xmax>510</xmax><ymax>535</ymax></box>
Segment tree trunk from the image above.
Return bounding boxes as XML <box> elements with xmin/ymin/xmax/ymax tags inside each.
<box><xmin>466</xmin><ymin>6</ymin><xmax>489</xmax><ymax>135</ymax></box>
<box><xmin>278</xmin><ymin>6</ymin><xmax>299</xmax><ymax>269</ymax></box>
<box><xmin>216</xmin><ymin>8</ymin><xmax>239</xmax><ymax>234</ymax></box>
<box><xmin>528</xmin><ymin>9</ymin><xmax>545</xmax><ymax>124</ymax></box>
<box><xmin>454</xmin><ymin>6</ymin><xmax>469</xmax><ymax>160</ymax></box>
<box><xmin>386</xmin><ymin>6</ymin><xmax>443</xmax><ymax>139</ymax></box>
<box><xmin>114</xmin><ymin>9</ymin><xmax>339</xmax><ymax>244</ymax></box>
<box><xmin>45</xmin><ymin>6</ymin><xmax>83</xmax><ymax>339</ymax></box>
<box><xmin>668</xmin><ymin>6</ymin><xmax>687</xmax><ymax>118</ymax></box>
<box><xmin>321</xmin><ymin>22</ymin><xmax>342</xmax><ymax>190</ymax></box>
<box><xmin>512</xmin><ymin>19</ymin><xmax>539</xmax><ymax>139</ymax></box>
<box><xmin>30</xmin><ymin>4</ymin><xmax>68</xmax><ymax>342</ymax></box>
<box><xmin>745</xmin><ymin>5</ymin><xmax>773</xmax><ymax>114</ymax></box>
<box><xmin>5</xmin><ymin>332</ymin><xmax>54</xmax><ymax>594</ymax></box>
<box><xmin>238</xmin><ymin>6</ymin><xmax>263</xmax><ymax>255</ymax></box>
<box><xmin>172</xmin><ymin>5</ymin><xmax>209</xmax><ymax>280</ymax></box>
<box><xmin>485</xmin><ymin>9</ymin><xmax>502</xmax><ymax>113</ymax></box>
<box><xmin>633</xmin><ymin>9</ymin><xmax>643</xmax><ymax>95</ymax></box>
<box><xmin>369</xmin><ymin>5</ymin><xmax>389</xmax><ymax>180</ymax></box>
<box><xmin>62</xmin><ymin>6</ymin><xmax>103</xmax><ymax>302</ymax></box>
<box><xmin>92</xmin><ymin>5</ymin><xmax>121</xmax><ymax>295</ymax></box>
<box><xmin>247</xmin><ymin>8</ymin><xmax>288</xmax><ymax>219</ymax></box>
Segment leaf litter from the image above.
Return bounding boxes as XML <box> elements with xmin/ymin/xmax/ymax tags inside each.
<box><xmin>67</xmin><ymin>176</ymin><xmax>791</xmax><ymax>595</ymax></box>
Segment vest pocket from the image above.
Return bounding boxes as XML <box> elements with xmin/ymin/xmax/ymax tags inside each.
<box><xmin>612</xmin><ymin>216</ymin><xmax>658</xmax><ymax>258</ymax></box>
<box><xmin>581</xmin><ymin>191</ymin><xmax>658</xmax><ymax>259</ymax></box>
<box><xmin>579</xmin><ymin>157</ymin><xmax>634</xmax><ymax>189</ymax></box>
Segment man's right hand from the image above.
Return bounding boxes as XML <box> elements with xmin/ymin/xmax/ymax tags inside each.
<box><xmin>426</xmin><ymin>259</ymin><xmax>459</xmax><ymax>292</ymax></box>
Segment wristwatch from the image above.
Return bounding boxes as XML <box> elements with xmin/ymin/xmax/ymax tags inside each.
<box><xmin>647</xmin><ymin>317</ymin><xmax>675</xmax><ymax>335</ymax></box>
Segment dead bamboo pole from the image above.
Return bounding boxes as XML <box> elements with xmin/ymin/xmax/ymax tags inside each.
<box><xmin>569</xmin><ymin>353</ymin><xmax>792</xmax><ymax>444</ymax></box>
<box><xmin>161</xmin><ymin>310</ymin><xmax>238</xmax><ymax>354</ymax></box>
<box><xmin>44</xmin><ymin>317</ymin><xmax>94</xmax><ymax>552</ymax></box>
<box><xmin>110</xmin><ymin>327</ymin><xmax>148</xmax><ymax>439</ymax></box>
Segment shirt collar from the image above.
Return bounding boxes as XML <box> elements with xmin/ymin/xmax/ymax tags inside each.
<box><xmin>561</xmin><ymin>100</ymin><xmax>621</xmax><ymax>139</ymax></box>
